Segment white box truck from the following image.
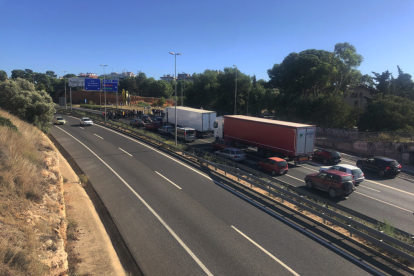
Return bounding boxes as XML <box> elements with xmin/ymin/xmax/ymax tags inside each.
<box><xmin>164</xmin><ymin>106</ymin><xmax>216</xmax><ymax>138</ymax></box>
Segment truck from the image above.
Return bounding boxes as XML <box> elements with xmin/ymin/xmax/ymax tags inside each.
<box><xmin>213</xmin><ymin>115</ymin><xmax>316</xmax><ymax>164</ymax></box>
<box><xmin>164</xmin><ymin>106</ymin><xmax>216</xmax><ymax>138</ymax></box>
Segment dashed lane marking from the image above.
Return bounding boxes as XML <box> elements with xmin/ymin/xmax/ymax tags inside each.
<box><xmin>155</xmin><ymin>171</ymin><xmax>182</xmax><ymax>189</ymax></box>
<box><xmin>94</xmin><ymin>134</ymin><xmax>104</xmax><ymax>139</ymax></box>
<box><xmin>119</xmin><ymin>148</ymin><xmax>132</xmax><ymax>157</ymax></box>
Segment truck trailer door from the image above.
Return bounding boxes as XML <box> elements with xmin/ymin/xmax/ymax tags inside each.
<box><xmin>296</xmin><ymin>128</ymin><xmax>307</xmax><ymax>154</ymax></box>
<box><xmin>202</xmin><ymin>113</ymin><xmax>210</xmax><ymax>132</ymax></box>
<box><xmin>305</xmin><ymin>127</ymin><xmax>315</xmax><ymax>154</ymax></box>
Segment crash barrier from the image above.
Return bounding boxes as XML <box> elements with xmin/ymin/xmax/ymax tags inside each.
<box><xmin>58</xmin><ymin>109</ymin><xmax>414</xmax><ymax>265</ymax></box>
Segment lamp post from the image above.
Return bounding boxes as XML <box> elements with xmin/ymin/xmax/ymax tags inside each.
<box><xmin>169</xmin><ymin>52</ymin><xmax>182</xmax><ymax>146</ymax></box>
<box><xmin>100</xmin><ymin>65</ymin><xmax>108</xmax><ymax>122</ymax></box>
<box><xmin>233</xmin><ymin>65</ymin><xmax>237</xmax><ymax>115</ymax></box>
<box><xmin>62</xmin><ymin>70</ymin><xmax>67</xmax><ymax>109</ymax></box>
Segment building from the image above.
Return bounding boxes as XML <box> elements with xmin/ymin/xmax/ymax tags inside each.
<box><xmin>100</xmin><ymin>71</ymin><xmax>135</xmax><ymax>81</ymax></box>
<box><xmin>343</xmin><ymin>84</ymin><xmax>379</xmax><ymax>110</ymax></box>
<box><xmin>160</xmin><ymin>72</ymin><xmax>194</xmax><ymax>82</ymax></box>
<box><xmin>78</xmin><ymin>72</ymin><xmax>98</xmax><ymax>78</ymax></box>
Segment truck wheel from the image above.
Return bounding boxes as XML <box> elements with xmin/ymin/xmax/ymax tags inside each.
<box><xmin>329</xmin><ymin>188</ymin><xmax>338</xmax><ymax>198</ymax></box>
<box><xmin>258</xmin><ymin>149</ymin><xmax>265</xmax><ymax>157</ymax></box>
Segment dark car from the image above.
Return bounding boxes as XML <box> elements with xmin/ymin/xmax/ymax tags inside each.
<box><xmin>312</xmin><ymin>149</ymin><xmax>341</xmax><ymax>164</ymax></box>
<box><xmin>356</xmin><ymin>156</ymin><xmax>401</xmax><ymax>177</ymax></box>
<box><xmin>304</xmin><ymin>170</ymin><xmax>355</xmax><ymax>198</ymax></box>
<box><xmin>154</xmin><ymin>117</ymin><xmax>164</xmax><ymax>123</ymax></box>
<box><xmin>145</xmin><ymin>121</ymin><xmax>162</xmax><ymax>131</ymax></box>
<box><xmin>129</xmin><ymin>119</ymin><xmax>145</xmax><ymax>127</ymax></box>
<box><xmin>210</xmin><ymin>139</ymin><xmax>236</xmax><ymax>151</ymax></box>
<box><xmin>141</xmin><ymin>115</ymin><xmax>152</xmax><ymax>123</ymax></box>
<box><xmin>258</xmin><ymin>157</ymin><xmax>288</xmax><ymax>175</ymax></box>
<box><xmin>159</xmin><ymin>125</ymin><xmax>174</xmax><ymax>135</ymax></box>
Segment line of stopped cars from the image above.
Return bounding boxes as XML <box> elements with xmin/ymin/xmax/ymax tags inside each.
<box><xmin>305</xmin><ymin>149</ymin><xmax>402</xmax><ymax>198</ymax></box>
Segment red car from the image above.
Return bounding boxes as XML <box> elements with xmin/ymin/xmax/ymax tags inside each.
<box><xmin>210</xmin><ymin>139</ymin><xmax>236</xmax><ymax>151</ymax></box>
<box><xmin>304</xmin><ymin>170</ymin><xmax>355</xmax><ymax>198</ymax></box>
<box><xmin>258</xmin><ymin>157</ymin><xmax>288</xmax><ymax>175</ymax></box>
<box><xmin>145</xmin><ymin>121</ymin><xmax>162</xmax><ymax>131</ymax></box>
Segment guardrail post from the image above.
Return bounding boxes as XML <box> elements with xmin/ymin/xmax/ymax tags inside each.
<box><xmin>348</xmin><ymin>217</ymin><xmax>353</xmax><ymax>237</ymax></box>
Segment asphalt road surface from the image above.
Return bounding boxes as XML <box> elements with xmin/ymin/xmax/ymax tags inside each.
<box><xmin>62</xmin><ymin>107</ymin><xmax>414</xmax><ymax>234</ymax></box>
<box><xmin>50</xmin><ymin>114</ymin><xmax>394</xmax><ymax>276</ymax></box>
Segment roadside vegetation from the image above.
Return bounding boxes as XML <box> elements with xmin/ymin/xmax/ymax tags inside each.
<box><xmin>0</xmin><ymin>109</ymin><xmax>66</xmax><ymax>275</ymax></box>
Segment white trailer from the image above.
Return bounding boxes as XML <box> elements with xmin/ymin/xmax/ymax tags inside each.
<box><xmin>164</xmin><ymin>106</ymin><xmax>216</xmax><ymax>138</ymax></box>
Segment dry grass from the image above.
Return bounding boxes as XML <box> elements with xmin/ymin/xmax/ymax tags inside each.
<box><xmin>0</xmin><ymin>108</ymin><xmax>63</xmax><ymax>275</ymax></box>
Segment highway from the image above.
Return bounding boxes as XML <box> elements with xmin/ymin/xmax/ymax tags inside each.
<box><xmin>67</xmin><ymin>107</ymin><xmax>414</xmax><ymax>234</ymax></box>
<box><xmin>50</xmin><ymin>113</ymin><xmax>395</xmax><ymax>276</ymax></box>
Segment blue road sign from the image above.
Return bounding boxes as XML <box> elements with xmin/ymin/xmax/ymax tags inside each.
<box><xmin>103</xmin><ymin>79</ymin><xmax>118</xmax><ymax>92</ymax></box>
<box><xmin>85</xmin><ymin>78</ymin><xmax>101</xmax><ymax>91</ymax></box>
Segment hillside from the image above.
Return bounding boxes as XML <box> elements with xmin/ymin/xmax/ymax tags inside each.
<box><xmin>0</xmin><ymin>109</ymin><xmax>68</xmax><ymax>275</ymax></box>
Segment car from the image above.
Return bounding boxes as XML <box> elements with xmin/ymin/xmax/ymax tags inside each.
<box><xmin>304</xmin><ymin>170</ymin><xmax>356</xmax><ymax>198</ymax></box>
<box><xmin>145</xmin><ymin>121</ymin><xmax>162</xmax><ymax>131</ymax></box>
<box><xmin>80</xmin><ymin>117</ymin><xmax>93</xmax><ymax>126</ymax></box>
<box><xmin>130</xmin><ymin>119</ymin><xmax>145</xmax><ymax>127</ymax></box>
<box><xmin>215</xmin><ymin>147</ymin><xmax>246</xmax><ymax>162</ymax></box>
<box><xmin>159</xmin><ymin>125</ymin><xmax>174</xmax><ymax>135</ymax></box>
<box><xmin>153</xmin><ymin>117</ymin><xmax>164</xmax><ymax>123</ymax></box>
<box><xmin>319</xmin><ymin>164</ymin><xmax>365</xmax><ymax>185</ymax></box>
<box><xmin>356</xmin><ymin>156</ymin><xmax>401</xmax><ymax>177</ymax></box>
<box><xmin>210</xmin><ymin>139</ymin><xmax>236</xmax><ymax>151</ymax></box>
<box><xmin>173</xmin><ymin>127</ymin><xmax>196</xmax><ymax>142</ymax></box>
<box><xmin>258</xmin><ymin>157</ymin><xmax>288</xmax><ymax>176</ymax></box>
<box><xmin>141</xmin><ymin>115</ymin><xmax>152</xmax><ymax>123</ymax></box>
<box><xmin>54</xmin><ymin>117</ymin><xmax>66</xmax><ymax>125</ymax></box>
<box><xmin>312</xmin><ymin>149</ymin><xmax>341</xmax><ymax>164</ymax></box>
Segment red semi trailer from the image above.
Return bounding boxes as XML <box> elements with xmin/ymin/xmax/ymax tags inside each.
<box><xmin>213</xmin><ymin>115</ymin><xmax>316</xmax><ymax>164</ymax></box>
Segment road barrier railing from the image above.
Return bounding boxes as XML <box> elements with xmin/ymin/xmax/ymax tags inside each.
<box><xmin>58</xmin><ymin>108</ymin><xmax>414</xmax><ymax>266</ymax></box>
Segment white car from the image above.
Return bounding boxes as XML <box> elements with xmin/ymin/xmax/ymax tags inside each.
<box><xmin>80</xmin><ymin>117</ymin><xmax>93</xmax><ymax>126</ymax></box>
<box><xmin>215</xmin><ymin>147</ymin><xmax>246</xmax><ymax>162</ymax></box>
<box><xmin>319</xmin><ymin>164</ymin><xmax>364</xmax><ymax>185</ymax></box>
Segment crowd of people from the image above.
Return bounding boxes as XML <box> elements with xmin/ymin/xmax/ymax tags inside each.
<box><xmin>102</xmin><ymin>109</ymin><xmax>164</xmax><ymax>120</ymax></box>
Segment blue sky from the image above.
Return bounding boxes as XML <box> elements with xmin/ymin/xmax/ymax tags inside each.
<box><xmin>1</xmin><ymin>0</ymin><xmax>413</xmax><ymax>81</ymax></box>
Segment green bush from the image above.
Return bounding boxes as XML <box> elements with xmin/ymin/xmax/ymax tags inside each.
<box><xmin>0</xmin><ymin>116</ymin><xmax>18</xmax><ymax>132</ymax></box>
<box><xmin>136</xmin><ymin>101</ymin><xmax>151</xmax><ymax>107</ymax></box>
<box><xmin>79</xmin><ymin>104</ymin><xmax>102</xmax><ymax>110</ymax></box>
<box><xmin>0</xmin><ymin>78</ymin><xmax>55</xmax><ymax>133</ymax></box>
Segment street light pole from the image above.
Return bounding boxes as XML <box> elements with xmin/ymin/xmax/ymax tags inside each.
<box><xmin>169</xmin><ymin>52</ymin><xmax>182</xmax><ymax>146</ymax></box>
<box><xmin>101</xmin><ymin>65</ymin><xmax>108</xmax><ymax>122</ymax></box>
<box><xmin>62</xmin><ymin>70</ymin><xmax>67</xmax><ymax>109</ymax></box>
<box><xmin>233</xmin><ymin>65</ymin><xmax>237</xmax><ymax>115</ymax></box>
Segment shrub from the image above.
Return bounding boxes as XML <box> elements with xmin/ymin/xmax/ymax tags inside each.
<box><xmin>0</xmin><ymin>116</ymin><xmax>18</xmax><ymax>132</ymax></box>
<box><xmin>0</xmin><ymin>78</ymin><xmax>55</xmax><ymax>133</ymax></box>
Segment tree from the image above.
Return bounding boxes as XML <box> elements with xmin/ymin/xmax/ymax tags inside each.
<box><xmin>63</xmin><ymin>74</ymin><xmax>76</xmax><ymax>78</ymax></box>
<box><xmin>46</xmin><ymin>71</ymin><xmax>57</xmax><ymax>78</ymax></box>
<box><xmin>392</xmin><ymin>66</ymin><xmax>414</xmax><ymax>99</ymax></box>
<box><xmin>0</xmin><ymin>70</ymin><xmax>7</xmax><ymax>81</ymax></box>
<box><xmin>372</xmin><ymin>70</ymin><xmax>392</xmax><ymax>95</ymax></box>
<box><xmin>11</xmin><ymin>69</ymin><xmax>25</xmax><ymax>79</ymax></box>
<box><xmin>331</xmin><ymin>43</ymin><xmax>364</xmax><ymax>95</ymax></box>
<box><xmin>0</xmin><ymin>78</ymin><xmax>55</xmax><ymax>132</ymax></box>
<box><xmin>359</xmin><ymin>94</ymin><xmax>414</xmax><ymax>131</ymax></box>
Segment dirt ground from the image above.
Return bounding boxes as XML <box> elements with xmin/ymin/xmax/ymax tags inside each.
<box><xmin>58</xmin><ymin>150</ymin><xmax>126</xmax><ymax>276</ymax></box>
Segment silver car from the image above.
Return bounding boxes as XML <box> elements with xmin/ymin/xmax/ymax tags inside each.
<box><xmin>215</xmin><ymin>147</ymin><xmax>246</xmax><ymax>162</ymax></box>
<box><xmin>159</xmin><ymin>125</ymin><xmax>174</xmax><ymax>135</ymax></box>
<box><xmin>80</xmin><ymin>117</ymin><xmax>93</xmax><ymax>126</ymax></box>
<box><xmin>319</xmin><ymin>164</ymin><xmax>364</xmax><ymax>185</ymax></box>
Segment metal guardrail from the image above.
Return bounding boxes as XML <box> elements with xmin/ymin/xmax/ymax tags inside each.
<box><xmin>58</xmin><ymin>109</ymin><xmax>414</xmax><ymax>265</ymax></box>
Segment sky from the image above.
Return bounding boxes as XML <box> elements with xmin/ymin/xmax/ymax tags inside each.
<box><xmin>1</xmin><ymin>0</ymin><xmax>414</xmax><ymax>81</ymax></box>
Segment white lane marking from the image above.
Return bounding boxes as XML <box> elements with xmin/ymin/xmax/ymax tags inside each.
<box><xmin>300</xmin><ymin>165</ymin><xmax>319</xmax><ymax>172</ymax></box>
<box><xmin>283</xmin><ymin>174</ymin><xmax>303</xmax><ymax>182</ymax></box>
<box><xmin>364</xmin><ymin>179</ymin><xmax>414</xmax><ymax>197</ymax></box>
<box><xmin>232</xmin><ymin>226</ymin><xmax>300</xmax><ymax>276</ymax></box>
<box><xmin>155</xmin><ymin>171</ymin><xmax>182</xmax><ymax>189</ymax></box>
<box><xmin>80</xmin><ymin>127</ymin><xmax>84</xmax><ymax>129</ymax></box>
<box><xmin>358</xmin><ymin>185</ymin><xmax>380</xmax><ymax>192</ymax></box>
<box><xmin>94</xmin><ymin>124</ymin><xmax>212</xmax><ymax>180</ymax></box>
<box><xmin>355</xmin><ymin>192</ymin><xmax>412</xmax><ymax>213</ymax></box>
<box><xmin>94</xmin><ymin>134</ymin><xmax>104</xmax><ymax>139</ymax></box>
<box><xmin>119</xmin><ymin>148</ymin><xmax>132</xmax><ymax>157</ymax></box>
<box><xmin>55</xmin><ymin>126</ymin><xmax>213</xmax><ymax>276</ymax></box>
